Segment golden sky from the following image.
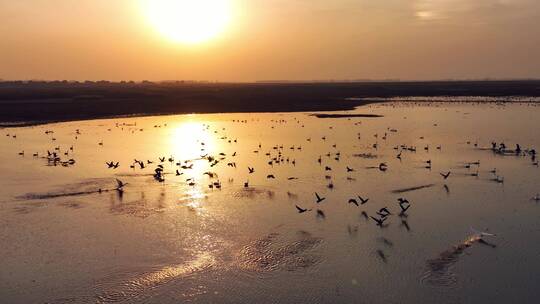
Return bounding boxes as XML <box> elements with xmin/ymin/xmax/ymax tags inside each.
<box><xmin>1</xmin><ymin>0</ymin><xmax>539</xmax><ymax>81</ymax></box>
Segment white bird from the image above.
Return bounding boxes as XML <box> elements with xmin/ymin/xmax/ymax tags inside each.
<box><xmin>470</xmin><ymin>227</ymin><xmax>496</xmax><ymax>237</ymax></box>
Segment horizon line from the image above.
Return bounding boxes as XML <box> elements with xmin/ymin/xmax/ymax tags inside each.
<box><xmin>1</xmin><ymin>78</ymin><xmax>540</xmax><ymax>85</ymax></box>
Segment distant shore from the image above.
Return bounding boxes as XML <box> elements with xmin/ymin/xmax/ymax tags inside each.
<box><xmin>1</xmin><ymin>80</ymin><xmax>540</xmax><ymax>127</ymax></box>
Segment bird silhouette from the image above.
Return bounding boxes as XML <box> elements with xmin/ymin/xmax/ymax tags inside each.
<box><xmin>106</xmin><ymin>161</ymin><xmax>120</xmax><ymax>169</ymax></box>
<box><xmin>315</xmin><ymin>192</ymin><xmax>326</xmax><ymax>203</ymax></box>
<box><xmin>358</xmin><ymin>196</ymin><xmax>369</xmax><ymax>204</ymax></box>
<box><xmin>440</xmin><ymin>171</ymin><xmax>451</xmax><ymax>179</ymax></box>
<box><xmin>370</xmin><ymin>216</ymin><xmax>387</xmax><ymax>227</ymax></box>
<box><xmin>397</xmin><ymin>198</ymin><xmax>409</xmax><ymax>205</ymax></box>
<box><xmin>377</xmin><ymin>207</ymin><xmax>391</xmax><ymax>218</ymax></box>
<box><xmin>296</xmin><ymin>205</ymin><xmax>311</xmax><ymax>213</ymax></box>
<box><xmin>399</xmin><ymin>204</ymin><xmax>411</xmax><ymax>215</ymax></box>
<box><xmin>115</xmin><ymin>179</ymin><xmax>128</xmax><ymax>190</ymax></box>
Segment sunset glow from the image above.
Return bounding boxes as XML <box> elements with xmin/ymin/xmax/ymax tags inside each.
<box><xmin>2</xmin><ymin>1</ymin><xmax>540</xmax><ymax>303</ymax></box>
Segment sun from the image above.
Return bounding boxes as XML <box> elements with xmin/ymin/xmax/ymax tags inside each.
<box><xmin>142</xmin><ymin>0</ymin><xmax>232</xmax><ymax>44</ymax></box>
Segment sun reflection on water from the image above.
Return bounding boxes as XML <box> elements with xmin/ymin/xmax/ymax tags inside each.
<box><xmin>170</xmin><ymin>120</ymin><xmax>219</xmax><ymax>209</ymax></box>
<box><xmin>184</xmin><ymin>189</ymin><xmax>207</xmax><ymax>212</ymax></box>
<box><xmin>170</xmin><ymin>120</ymin><xmax>217</xmax><ymax>160</ymax></box>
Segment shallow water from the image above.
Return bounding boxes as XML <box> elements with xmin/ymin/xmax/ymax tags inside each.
<box><xmin>1</xmin><ymin>101</ymin><xmax>540</xmax><ymax>303</ymax></box>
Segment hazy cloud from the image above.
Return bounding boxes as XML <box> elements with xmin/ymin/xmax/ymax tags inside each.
<box><xmin>413</xmin><ymin>0</ymin><xmax>540</xmax><ymax>24</ymax></box>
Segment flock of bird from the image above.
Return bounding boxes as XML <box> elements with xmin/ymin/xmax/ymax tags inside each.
<box><xmin>4</xmin><ymin>108</ymin><xmax>540</xmax><ymax>262</ymax></box>
<box><xmin>7</xmin><ymin>116</ymin><xmax>539</xmax><ymax>200</ymax></box>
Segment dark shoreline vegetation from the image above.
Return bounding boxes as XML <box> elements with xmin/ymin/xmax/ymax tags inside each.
<box><xmin>1</xmin><ymin>80</ymin><xmax>540</xmax><ymax>127</ymax></box>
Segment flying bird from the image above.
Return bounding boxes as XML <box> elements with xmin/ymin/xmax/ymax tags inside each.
<box><xmin>315</xmin><ymin>192</ymin><xmax>326</xmax><ymax>203</ymax></box>
<box><xmin>358</xmin><ymin>196</ymin><xmax>369</xmax><ymax>204</ymax></box>
<box><xmin>399</xmin><ymin>204</ymin><xmax>411</xmax><ymax>215</ymax></box>
<box><xmin>370</xmin><ymin>216</ymin><xmax>387</xmax><ymax>227</ymax></box>
<box><xmin>295</xmin><ymin>205</ymin><xmax>311</xmax><ymax>213</ymax></box>
<box><xmin>115</xmin><ymin>178</ymin><xmax>128</xmax><ymax>190</ymax></box>
<box><xmin>377</xmin><ymin>207</ymin><xmax>391</xmax><ymax>218</ymax></box>
<box><xmin>440</xmin><ymin>171</ymin><xmax>451</xmax><ymax>179</ymax></box>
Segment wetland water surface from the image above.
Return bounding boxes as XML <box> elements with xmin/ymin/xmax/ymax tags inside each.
<box><xmin>1</xmin><ymin>101</ymin><xmax>540</xmax><ymax>303</ymax></box>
